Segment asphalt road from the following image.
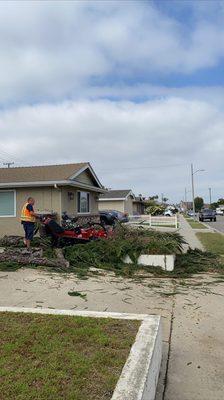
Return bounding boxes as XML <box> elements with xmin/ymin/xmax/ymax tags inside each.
<box><xmin>203</xmin><ymin>215</ymin><xmax>224</xmax><ymax>233</ymax></box>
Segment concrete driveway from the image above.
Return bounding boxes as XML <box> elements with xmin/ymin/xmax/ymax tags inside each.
<box><xmin>1</xmin><ymin>267</ymin><xmax>224</xmax><ymax>400</ymax></box>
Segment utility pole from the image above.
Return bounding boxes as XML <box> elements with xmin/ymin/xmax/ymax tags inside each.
<box><xmin>191</xmin><ymin>164</ymin><xmax>195</xmax><ymax>220</ymax></box>
<box><xmin>185</xmin><ymin>187</ymin><xmax>187</xmax><ymax>203</ymax></box>
<box><xmin>3</xmin><ymin>162</ymin><xmax>14</xmax><ymax>168</ymax></box>
<box><xmin>191</xmin><ymin>164</ymin><xmax>205</xmax><ymax>221</ymax></box>
<box><xmin>209</xmin><ymin>188</ymin><xmax>212</xmax><ymax>206</ymax></box>
<box><xmin>161</xmin><ymin>193</ymin><xmax>164</xmax><ymax>205</ymax></box>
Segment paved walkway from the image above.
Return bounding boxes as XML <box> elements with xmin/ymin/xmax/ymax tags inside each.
<box><xmin>165</xmin><ymin>280</ymin><xmax>224</xmax><ymax>400</ymax></box>
<box><xmin>178</xmin><ymin>215</ymin><xmax>204</xmax><ymax>251</ymax></box>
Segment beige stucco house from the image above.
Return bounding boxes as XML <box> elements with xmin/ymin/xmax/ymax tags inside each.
<box><xmin>98</xmin><ymin>190</ymin><xmax>136</xmax><ymax>215</ymax></box>
<box><xmin>0</xmin><ymin>162</ymin><xmax>105</xmax><ymax>236</ymax></box>
<box><xmin>132</xmin><ymin>196</ymin><xmax>146</xmax><ymax>215</ymax></box>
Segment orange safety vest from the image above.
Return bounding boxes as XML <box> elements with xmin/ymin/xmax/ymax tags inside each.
<box><xmin>21</xmin><ymin>203</ymin><xmax>36</xmax><ymax>223</ymax></box>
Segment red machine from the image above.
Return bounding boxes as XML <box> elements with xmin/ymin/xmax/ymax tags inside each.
<box><xmin>41</xmin><ymin>216</ymin><xmax>111</xmax><ymax>246</ymax></box>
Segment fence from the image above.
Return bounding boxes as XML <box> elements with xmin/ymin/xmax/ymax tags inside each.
<box><xmin>128</xmin><ymin>214</ymin><xmax>178</xmax><ymax>229</ymax></box>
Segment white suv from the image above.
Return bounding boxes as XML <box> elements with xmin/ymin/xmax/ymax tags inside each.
<box><xmin>216</xmin><ymin>208</ymin><xmax>224</xmax><ymax>216</ymax></box>
<box><xmin>164</xmin><ymin>210</ymin><xmax>173</xmax><ymax>217</ymax></box>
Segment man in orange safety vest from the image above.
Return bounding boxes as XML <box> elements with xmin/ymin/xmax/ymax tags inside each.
<box><xmin>21</xmin><ymin>197</ymin><xmax>38</xmax><ymax>248</ymax></box>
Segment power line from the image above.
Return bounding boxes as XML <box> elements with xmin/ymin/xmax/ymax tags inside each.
<box><xmin>97</xmin><ymin>162</ymin><xmax>187</xmax><ymax>172</ymax></box>
<box><xmin>0</xmin><ymin>146</ymin><xmax>23</xmax><ymax>164</ymax></box>
<box><xmin>3</xmin><ymin>162</ymin><xmax>14</xmax><ymax>168</ymax></box>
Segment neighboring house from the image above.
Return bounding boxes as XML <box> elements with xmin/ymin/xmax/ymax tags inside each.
<box><xmin>132</xmin><ymin>196</ymin><xmax>146</xmax><ymax>215</ymax></box>
<box><xmin>98</xmin><ymin>190</ymin><xmax>135</xmax><ymax>215</ymax></box>
<box><xmin>0</xmin><ymin>163</ymin><xmax>105</xmax><ymax>236</ymax></box>
<box><xmin>180</xmin><ymin>201</ymin><xmax>193</xmax><ymax>212</ymax></box>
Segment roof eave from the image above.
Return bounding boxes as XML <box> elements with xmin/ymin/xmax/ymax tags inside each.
<box><xmin>98</xmin><ymin>198</ymin><xmax>126</xmax><ymax>201</ymax></box>
<box><xmin>0</xmin><ymin>180</ymin><xmax>107</xmax><ymax>193</ymax></box>
<box><xmin>125</xmin><ymin>190</ymin><xmax>135</xmax><ymax>200</ymax></box>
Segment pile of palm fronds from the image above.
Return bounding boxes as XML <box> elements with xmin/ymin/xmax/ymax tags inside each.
<box><xmin>64</xmin><ymin>226</ymin><xmax>185</xmax><ymax>274</ymax></box>
<box><xmin>173</xmin><ymin>248</ymin><xmax>224</xmax><ymax>278</ymax></box>
<box><xmin>2</xmin><ymin>226</ymin><xmax>222</xmax><ymax>279</ymax></box>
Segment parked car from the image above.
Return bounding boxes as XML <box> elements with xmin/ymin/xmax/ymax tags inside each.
<box><xmin>187</xmin><ymin>210</ymin><xmax>194</xmax><ymax>217</ymax></box>
<box><xmin>216</xmin><ymin>208</ymin><xmax>224</xmax><ymax>216</ymax></box>
<box><xmin>164</xmin><ymin>210</ymin><xmax>173</xmax><ymax>217</ymax></box>
<box><xmin>199</xmin><ymin>208</ymin><xmax>216</xmax><ymax>222</ymax></box>
<box><xmin>99</xmin><ymin>210</ymin><xmax>129</xmax><ymax>225</ymax></box>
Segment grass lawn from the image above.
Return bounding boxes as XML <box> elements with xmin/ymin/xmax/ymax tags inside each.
<box><xmin>186</xmin><ymin>219</ymin><xmax>207</xmax><ymax>229</ymax></box>
<box><xmin>196</xmin><ymin>232</ymin><xmax>224</xmax><ymax>255</ymax></box>
<box><xmin>0</xmin><ymin>312</ymin><xmax>140</xmax><ymax>400</ymax></box>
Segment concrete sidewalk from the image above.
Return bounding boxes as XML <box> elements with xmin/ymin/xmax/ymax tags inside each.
<box><xmin>178</xmin><ymin>214</ymin><xmax>204</xmax><ymax>251</ymax></box>
<box><xmin>165</xmin><ymin>280</ymin><xmax>224</xmax><ymax>400</ymax></box>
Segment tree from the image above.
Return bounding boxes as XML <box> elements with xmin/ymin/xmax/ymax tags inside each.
<box><xmin>211</xmin><ymin>198</ymin><xmax>224</xmax><ymax>210</ymax></box>
<box><xmin>144</xmin><ymin>195</ymin><xmax>159</xmax><ymax>208</ymax></box>
<box><xmin>148</xmin><ymin>195</ymin><xmax>159</xmax><ymax>201</ymax></box>
<box><xmin>194</xmin><ymin>197</ymin><xmax>204</xmax><ymax>212</ymax></box>
<box><xmin>146</xmin><ymin>204</ymin><xmax>165</xmax><ymax>215</ymax></box>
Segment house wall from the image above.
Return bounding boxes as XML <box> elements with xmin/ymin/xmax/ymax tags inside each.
<box><xmin>98</xmin><ymin>200</ymin><xmax>125</xmax><ymax>212</ymax></box>
<box><xmin>133</xmin><ymin>203</ymin><xmax>138</xmax><ymax>214</ymax></box>
<box><xmin>90</xmin><ymin>192</ymin><xmax>99</xmax><ymax>213</ymax></box>
<box><xmin>75</xmin><ymin>170</ymin><xmax>95</xmax><ymax>186</ymax></box>
<box><xmin>133</xmin><ymin>202</ymin><xmax>145</xmax><ymax>215</ymax></box>
<box><xmin>61</xmin><ymin>187</ymin><xmax>99</xmax><ymax>216</ymax></box>
<box><xmin>0</xmin><ymin>187</ymin><xmax>61</xmax><ymax>237</ymax></box>
<box><xmin>0</xmin><ymin>186</ymin><xmax>100</xmax><ymax>237</ymax></box>
<box><xmin>124</xmin><ymin>195</ymin><xmax>134</xmax><ymax>215</ymax></box>
<box><xmin>98</xmin><ymin>196</ymin><xmax>134</xmax><ymax>214</ymax></box>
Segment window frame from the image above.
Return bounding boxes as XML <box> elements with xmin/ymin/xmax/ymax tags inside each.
<box><xmin>0</xmin><ymin>190</ymin><xmax>16</xmax><ymax>218</ymax></box>
<box><xmin>77</xmin><ymin>191</ymin><xmax>90</xmax><ymax>214</ymax></box>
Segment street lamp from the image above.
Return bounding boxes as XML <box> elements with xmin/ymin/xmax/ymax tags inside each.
<box><xmin>209</xmin><ymin>188</ymin><xmax>212</xmax><ymax>206</ymax></box>
<box><xmin>191</xmin><ymin>164</ymin><xmax>205</xmax><ymax>220</ymax></box>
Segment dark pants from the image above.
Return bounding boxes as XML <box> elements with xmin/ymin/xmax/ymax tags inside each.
<box><xmin>22</xmin><ymin>222</ymin><xmax>35</xmax><ymax>240</ymax></box>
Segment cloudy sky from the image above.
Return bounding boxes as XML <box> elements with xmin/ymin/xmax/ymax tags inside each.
<box><xmin>0</xmin><ymin>0</ymin><xmax>224</xmax><ymax>203</ymax></box>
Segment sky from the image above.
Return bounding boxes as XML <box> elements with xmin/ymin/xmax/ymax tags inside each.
<box><xmin>0</xmin><ymin>0</ymin><xmax>224</xmax><ymax>203</ymax></box>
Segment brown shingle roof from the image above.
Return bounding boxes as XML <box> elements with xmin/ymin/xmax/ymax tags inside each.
<box><xmin>133</xmin><ymin>196</ymin><xmax>144</xmax><ymax>203</ymax></box>
<box><xmin>0</xmin><ymin>163</ymin><xmax>88</xmax><ymax>183</ymax></box>
<box><xmin>99</xmin><ymin>190</ymin><xmax>133</xmax><ymax>199</ymax></box>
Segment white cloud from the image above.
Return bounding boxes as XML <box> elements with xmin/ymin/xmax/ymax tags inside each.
<box><xmin>0</xmin><ymin>1</ymin><xmax>223</xmax><ymax>202</ymax></box>
<box><xmin>0</xmin><ymin>97</ymin><xmax>223</xmax><ymax>202</ymax></box>
<box><xmin>0</xmin><ymin>1</ymin><xmax>224</xmax><ymax>104</ymax></box>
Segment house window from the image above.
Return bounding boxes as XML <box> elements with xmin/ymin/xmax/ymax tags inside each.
<box><xmin>77</xmin><ymin>191</ymin><xmax>90</xmax><ymax>213</ymax></box>
<box><xmin>0</xmin><ymin>190</ymin><xmax>16</xmax><ymax>217</ymax></box>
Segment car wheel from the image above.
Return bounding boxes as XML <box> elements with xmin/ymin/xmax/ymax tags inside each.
<box><xmin>214</xmin><ymin>218</ymin><xmax>216</xmax><ymax>222</ymax></box>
